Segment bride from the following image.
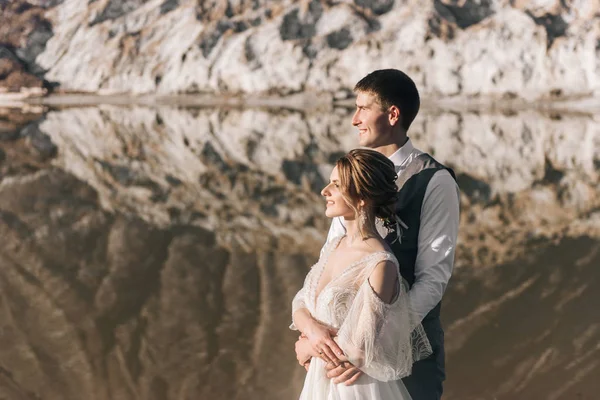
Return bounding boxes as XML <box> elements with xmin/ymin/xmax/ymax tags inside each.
<box><xmin>291</xmin><ymin>149</ymin><xmax>431</xmax><ymax>399</ymax></box>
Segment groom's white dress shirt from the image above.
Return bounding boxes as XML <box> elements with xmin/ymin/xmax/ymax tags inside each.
<box><xmin>324</xmin><ymin>139</ymin><xmax>460</xmax><ymax>322</ymax></box>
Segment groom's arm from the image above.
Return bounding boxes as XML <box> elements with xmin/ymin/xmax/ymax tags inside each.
<box><xmin>410</xmin><ymin>169</ymin><xmax>460</xmax><ymax>320</ymax></box>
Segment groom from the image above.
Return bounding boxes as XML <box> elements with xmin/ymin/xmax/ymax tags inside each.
<box><xmin>295</xmin><ymin>69</ymin><xmax>460</xmax><ymax>399</ymax></box>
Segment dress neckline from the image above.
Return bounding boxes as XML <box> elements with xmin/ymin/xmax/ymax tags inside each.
<box><xmin>313</xmin><ymin>235</ymin><xmax>394</xmax><ymax>305</ymax></box>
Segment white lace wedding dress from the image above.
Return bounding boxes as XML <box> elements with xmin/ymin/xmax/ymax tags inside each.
<box><xmin>291</xmin><ymin>236</ymin><xmax>431</xmax><ymax>400</ymax></box>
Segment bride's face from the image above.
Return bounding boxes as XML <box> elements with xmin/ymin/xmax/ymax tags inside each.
<box><xmin>321</xmin><ymin>166</ymin><xmax>356</xmax><ymax>219</ymax></box>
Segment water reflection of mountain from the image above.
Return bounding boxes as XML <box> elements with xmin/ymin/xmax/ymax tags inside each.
<box><xmin>0</xmin><ymin>170</ymin><xmax>314</xmax><ymax>399</ymax></box>
<box><xmin>445</xmin><ymin>236</ymin><xmax>600</xmax><ymax>400</ymax></box>
<box><xmin>32</xmin><ymin>105</ymin><xmax>600</xmax><ymax>265</ymax></box>
<box><xmin>0</xmin><ymin>105</ymin><xmax>598</xmax><ymax>399</ymax></box>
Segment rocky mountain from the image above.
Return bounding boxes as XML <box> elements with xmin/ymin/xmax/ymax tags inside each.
<box><xmin>1</xmin><ymin>0</ymin><xmax>599</xmax><ymax>102</ymax></box>
<box><xmin>1</xmin><ymin>1</ymin><xmax>599</xmax><ymax>398</ymax></box>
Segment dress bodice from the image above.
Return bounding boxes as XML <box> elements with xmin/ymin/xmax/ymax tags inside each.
<box><xmin>304</xmin><ymin>236</ymin><xmax>398</xmax><ymax>328</ymax></box>
<box><xmin>291</xmin><ymin>235</ymin><xmax>432</xmax><ymax>383</ymax></box>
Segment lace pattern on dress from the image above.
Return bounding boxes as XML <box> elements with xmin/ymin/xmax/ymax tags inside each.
<box><xmin>290</xmin><ymin>236</ymin><xmax>344</xmax><ymax>330</ymax></box>
<box><xmin>290</xmin><ymin>236</ymin><xmax>432</xmax><ymax>381</ymax></box>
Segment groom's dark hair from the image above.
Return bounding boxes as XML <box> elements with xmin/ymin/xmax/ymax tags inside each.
<box><xmin>354</xmin><ymin>69</ymin><xmax>420</xmax><ymax>132</ymax></box>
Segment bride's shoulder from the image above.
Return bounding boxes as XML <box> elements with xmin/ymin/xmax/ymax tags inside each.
<box><xmin>345</xmin><ymin>239</ymin><xmax>394</xmax><ymax>265</ymax></box>
<box><xmin>360</xmin><ymin>237</ymin><xmax>390</xmax><ymax>254</ymax></box>
<box><xmin>359</xmin><ymin>239</ymin><xmax>398</xmax><ymax>266</ymax></box>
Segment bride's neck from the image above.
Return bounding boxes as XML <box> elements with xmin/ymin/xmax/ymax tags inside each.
<box><xmin>343</xmin><ymin>216</ymin><xmax>378</xmax><ymax>246</ymax></box>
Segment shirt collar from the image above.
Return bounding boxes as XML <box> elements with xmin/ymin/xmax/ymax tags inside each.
<box><xmin>387</xmin><ymin>138</ymin><xmax>414</xmax><ymax>167</ymax></box>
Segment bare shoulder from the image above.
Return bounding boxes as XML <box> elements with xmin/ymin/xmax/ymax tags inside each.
<box><xmin>368</xmin><ymin>259</ymin><xmax>399</xmax><ymax>304</ymax></box>
<box><xmin>370</xmin><ymin>259</ymin><xmax>398</xmax><ymax>281</ymax></box>
<box><xmin>362</xmin><ymin>237</ymin><xmax>399</xmax><ymax>304</ymax></box>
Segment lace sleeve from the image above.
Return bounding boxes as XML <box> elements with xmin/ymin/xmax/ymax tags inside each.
<box><xmin>335</xmin><ymin>256</ymin><xmax>432</xmax><ymax>382</ymax></box>
<box><xmin>290</xmin><ymin>235</ymin><xmax>344</xmax><ymax>331</ymax></box>
<box><xmin>289</xmin><ymin>286</ymin><xmax>308</xmax><ymax>331</ymax></box>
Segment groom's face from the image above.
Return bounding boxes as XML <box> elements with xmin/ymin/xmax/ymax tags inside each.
<box><xmin>352</xmin><ymin>91</ymin><xmax>393</xmax><ymax>149</ymax></box>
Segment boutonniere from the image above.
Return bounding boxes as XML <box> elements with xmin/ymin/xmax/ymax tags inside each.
<box><xmin>379</xmin><ymin>215</ymin><xmax>409</xmax><ymax>244</ymax></box>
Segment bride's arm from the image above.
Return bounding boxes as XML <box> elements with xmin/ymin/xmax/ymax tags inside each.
<box><xmin>291</xmin><ymin>240</ymin><xmax>345</xmax><ymax>365</ymax></box>
<box><xmin>335</xmin><ymin>258</ymin><xmax>431</xmax><ymax>382</ymax></box>
<box><xmin>334</xmin><ymin>260</ymin><xmax>398</xmax><ymax>366</ymax></box>
<box><xmin>367</xmin><ymin>259</ymin><xmax>401</xmax><ymax>304</ymax></box>
<box><xmin>322</xmin><ymin>260</ymin><xmax>399</xmax><ymax>383</ymax></box>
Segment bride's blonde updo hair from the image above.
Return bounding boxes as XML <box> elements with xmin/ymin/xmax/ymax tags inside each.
<box><xmin>336</xmin><ymin>149</ymin><xmax>399</xmax><ymax>238</ymax></box>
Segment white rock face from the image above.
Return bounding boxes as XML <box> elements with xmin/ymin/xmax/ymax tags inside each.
<box><xmin>35</xmin><ymin>0</ymin><xmax>600</xmax><ymax>100</ymax></box>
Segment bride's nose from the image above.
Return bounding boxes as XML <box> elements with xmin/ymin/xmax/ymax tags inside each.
<box><xmin>321</xmin><ymin>184</ymin><xmax>330</xmax><ymax>197</ymax></box>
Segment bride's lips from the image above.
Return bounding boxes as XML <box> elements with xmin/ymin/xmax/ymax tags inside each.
<box><xmin>326</xmin><ymin>200</ymin><xmax>334</xmax><ymax>207</ymax></box>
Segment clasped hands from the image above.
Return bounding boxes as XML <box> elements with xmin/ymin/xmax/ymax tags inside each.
<box><xmin>295</xmin><ymin>320</ymin><xmax>363</xmax><ymax>385</ymax></box>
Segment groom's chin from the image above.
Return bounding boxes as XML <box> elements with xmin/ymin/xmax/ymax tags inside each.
<box><xmin>357</xmin><ymin>137</ymin><xmax>372</xmax><ymax>148</ymax></box>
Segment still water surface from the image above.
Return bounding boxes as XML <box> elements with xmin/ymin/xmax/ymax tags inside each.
<box><xmin>0</xmin><ymin>104</ymin><xmax>598</xmax><ymax>400</ymax></box>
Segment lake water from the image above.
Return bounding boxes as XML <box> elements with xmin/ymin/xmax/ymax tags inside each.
<box><xmin>0</xmin><ymin>103</ymin><xmax>598</xmax><ymax>400</ymax></box>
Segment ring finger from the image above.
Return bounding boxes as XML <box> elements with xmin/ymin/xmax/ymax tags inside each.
<box><xmin>321</xmin><ymin>346</ymin><xmax>340</xmax><ymax>366</ymax></box>
<box><xmin>318</xmin><ymin>349</ymin><xmax>331</xmax><ymax>364</ymax></box>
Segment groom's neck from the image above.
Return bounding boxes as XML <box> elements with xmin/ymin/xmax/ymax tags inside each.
<box><xmin>372</xmin><ymin>134</ymin><xmax>409</xmax><ymax>158</ymax></box>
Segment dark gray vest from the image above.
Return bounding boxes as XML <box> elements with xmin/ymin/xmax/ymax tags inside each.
<box><xmin>384</xmin><ymin>153</ymin><xmax>456</xmax><ymax>324</ymax></box>
<box><xmin>384</xmin><ymin>152</ymin><xmax>456</xmax><ymax>398</ymax></box>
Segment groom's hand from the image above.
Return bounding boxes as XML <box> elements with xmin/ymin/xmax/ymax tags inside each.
<box><xmin>325</xmin><ymin>361</ymin><xmax>363</xmax><ymax>385</ymax></box>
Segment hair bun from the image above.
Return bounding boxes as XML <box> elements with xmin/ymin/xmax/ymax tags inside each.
<box><xmin>335</xmin><ymin>149</ymin><xmax>400</xmax><ymax>237</ymax></box>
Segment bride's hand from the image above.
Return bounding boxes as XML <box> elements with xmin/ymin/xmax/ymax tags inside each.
<box><xmin>295</xmin><ymin>335</ymin><xmax>317</xmax><ymax>367</ymax></box>
<box><xmin>304</xmin><ymin>320</ymin><xmax>344</xmax><ymax>366</ymax></box>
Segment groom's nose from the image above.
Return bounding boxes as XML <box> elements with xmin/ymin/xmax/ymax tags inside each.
<box><xmin>352</xmin><ymin>110</ymin><xmax>360</xmax><ymax>126</ymax></box>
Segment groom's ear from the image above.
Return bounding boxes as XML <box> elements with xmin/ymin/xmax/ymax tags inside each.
<box><xmin>388</xmin><ymin>105</ymin><xmax>400</xmax><ymax>126</ymax></box>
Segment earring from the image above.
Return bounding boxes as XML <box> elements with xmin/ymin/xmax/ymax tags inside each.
<box><xmin>359</xmin><ymin>208</ymin><xmax>367</xmax><ymax>227</ymax></box>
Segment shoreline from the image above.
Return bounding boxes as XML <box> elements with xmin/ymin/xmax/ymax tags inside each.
<box><xmin>1</xmin><ymin>91</ymin><xmax>599</xmax><ymax>114</ymax></box>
